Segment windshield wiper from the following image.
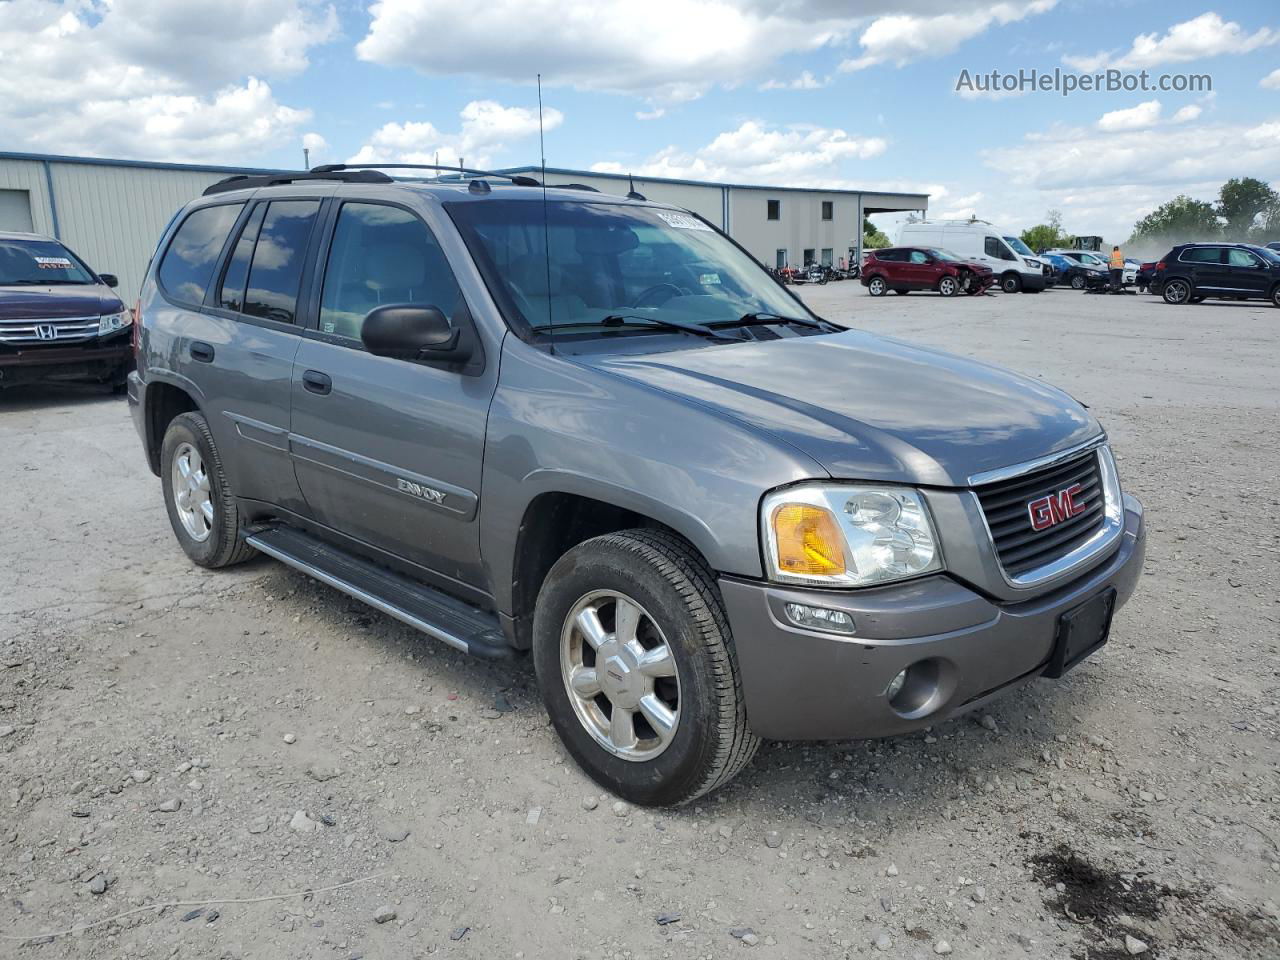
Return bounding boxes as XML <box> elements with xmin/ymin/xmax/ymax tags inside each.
<box><xmin>3</xmin><ymin>278</ymin><xmax>89</xmax><ymax>286</ymax></box>
<box><xmin>531</xmin><ymin>315</ymin><xmax>741</xmax><ymax>342</ymax></box>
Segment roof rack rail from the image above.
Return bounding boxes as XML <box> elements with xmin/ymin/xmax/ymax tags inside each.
<box><xmin>202</xmin><ymin>169</ymin><xmax>393</xmax><ymax>196</ymax></box>
<box><xmin>553</xmin><ymin>183</ymin><xmax>601</xmax><ymax>193</ymax></box>
<box><xmin>311</xmin><ymin>163</ymin><xmax>541</xmax><ymax>187</ymax></box>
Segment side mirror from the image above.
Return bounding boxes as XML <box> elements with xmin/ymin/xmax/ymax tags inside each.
<box><xmin>99</xmin><ymin>273</ymin><xmax>119</xmax><ymax>288</ymax></box>
<box><xmin>361</xmin><ymin>305</ymin><xmax>471</xmax><ymax>364</ymax></box>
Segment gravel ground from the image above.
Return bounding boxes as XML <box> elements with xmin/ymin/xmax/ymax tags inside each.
<box><xmin>1</xmin><ymin>283</ymin><xmax>1277</xmax><ymax>959</ymax></box>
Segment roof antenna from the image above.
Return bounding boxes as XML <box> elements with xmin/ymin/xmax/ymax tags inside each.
<box><xmin>537</xmin><ymin>73</ymin><xmax>555</xmax><ymax>356</ymax></box>
<box><xmin>626</xmin><ymin>173</ymin><xmax>646</xmax><ymax>202</ymax></box>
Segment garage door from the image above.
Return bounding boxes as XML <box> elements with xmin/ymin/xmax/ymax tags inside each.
<box><xmin>0</xmin><ymin>189</ymin><xmax>35</xmax><ymax>233</ymax></box>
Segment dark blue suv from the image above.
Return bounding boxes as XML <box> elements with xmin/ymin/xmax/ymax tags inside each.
<box><xmin>1152</xmin><ymin>242</ymin><xmax>1280</xmax><ymax>307</ymax></box>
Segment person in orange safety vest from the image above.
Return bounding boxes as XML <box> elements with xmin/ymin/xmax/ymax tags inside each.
<box><xmin>1108</xmin><ymin>245</ymin><xmax>1125</xmax><ymax>292</ymax></box>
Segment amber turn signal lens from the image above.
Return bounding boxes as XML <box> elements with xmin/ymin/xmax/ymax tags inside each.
<box><xmin>771</xmin><ymin>504</ymin><xmax>846</xmax><ymax>576</ymax></box>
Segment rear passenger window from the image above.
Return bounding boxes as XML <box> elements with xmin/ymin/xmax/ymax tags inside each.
<box><xmin>1183</xmin><ymin>247</ymin><xmax>1222</xmax><ymax>263</ymax></box>
<box><xmin>319</xmin><ymin>203</ymin><xmax>463</xmax><ymax>341</ymax></box>
<box><xmin>243</xmin><ymin>200</ymin><xmax>320</xmax><ymax>324</ymax></box>
<box><xmin>158</xmin><ymin>203</ymin><xmax>244</xmax><ymax>304</ymax></box>
<box><xmin>217</xmin><ymin>205</ymin><xmax>266</xmax><ymax>313</ymax></box>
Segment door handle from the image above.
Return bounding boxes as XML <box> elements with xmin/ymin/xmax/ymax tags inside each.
<box><xmin>189</xmin><ymin>341</ymin><xmax>215</xmax><ymax>363</ymax></box>
<box><xmin>301</xmin><ymin>369</ymin><xmax>332</xmax><ymax>395</ymax></box>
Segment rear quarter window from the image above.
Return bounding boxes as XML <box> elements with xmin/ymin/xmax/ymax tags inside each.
<box><xmin>157</xmin><ymin>203</ymin><xmax>244</xmax><ymax>305</ymax></box>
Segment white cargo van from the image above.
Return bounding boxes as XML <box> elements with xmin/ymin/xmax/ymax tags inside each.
<box><xmin>897</xmin><ymin>219</ymin><xmax>1046</xmax><ymax>293</ymax></box>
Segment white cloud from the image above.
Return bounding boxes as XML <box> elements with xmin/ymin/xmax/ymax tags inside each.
<box><xmin>937</xmin><ymin>192</ymin><xmax>984</xmax><ymax>219</ymax></box>
<box><xmin>1096</xmin><ymin>99</ymin><xmax>1162</xmax><ymax>132</ymax></box>
<box><xmin>1064</xmin><ymin>13</ymin><xmax>1277</xmax><ymax>71</ymax></box>
<box><xmin>302</xmin><ymin>132</ymin><xmax>329</xmax><ymax>165</ymax></box>
<box><xmin>635</xmin><ymin>107</ymin><xmax>666</xmax><ymax>121</ymax></box>
<box><xmin>1263</xmin><ymin>68</ymin><xmax>1280</xmax><ymax>90</ymax></box>
<box><xmin>840</xmin><ymin>1</ymin><xmax>1057</xmax><ymax>71</ymax></box>
<box><xmin>985</xmin><ymin>117</ymin><xmax>1280</xmax><ymax>193</ymax></box>
<box><xmin>0</xmin><ymin>0</ymin><xmax>333</xmax><ymax>161</ymax></box>
<box><xmin>759</xmin><ymin>71</ymin><xmax>829</xmax><ymax>91</ymax></box>
<box><xmin>590</xmin><ymin>120</ymin><xmax>886</xmax><ymax>186</ymax></box>
<box><xmin>349</xmin><ymin>100</ymin><xmax>564</xmax><ymax>168</ymax></box>
<box><xmin>1171</xmin><ymin>104</ymin><xmax>1202</xmax><ymax>123</ymax></box>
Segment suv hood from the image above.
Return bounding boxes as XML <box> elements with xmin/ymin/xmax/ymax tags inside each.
<box><xmin>0</xmin><ymin>284</ymin><xmax>122</xmax><ymax>320</ymax></box>
<box><xmin>586</xmin><ymin>330</ymin><xmax>1100</xmax><ymax>486</ymax></box>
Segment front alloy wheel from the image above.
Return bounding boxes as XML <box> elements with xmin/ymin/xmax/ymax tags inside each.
<box><xmin>560</xmin><ymin>590</ymin><xmax>680</xmax><ymax>760</ymax></box>
<box><xmin>1071</xmin><ymin>274</ymin><xmax>1086</xmax><ymax>290</ymax></box>
<box><xmin>938</xmin><ymin>276</ymin><xmax>958</xmax><ymax>297</ymax></box>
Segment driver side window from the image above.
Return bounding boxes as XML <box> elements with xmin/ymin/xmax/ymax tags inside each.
<box><xmin>319</xmin><ymin>203</ymin><xmax>463</xmax><ymax>341</ymax></box>
<box><xmin>1227</xmin><ymin>248</ymin><xmax>1260</xmax><ymax>268</ymax></box>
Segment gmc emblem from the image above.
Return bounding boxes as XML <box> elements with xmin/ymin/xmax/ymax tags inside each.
<box><xmin>1027</xmin><ymin>483</ymin><xmax>1086</xmax><ymax>531</ymax></box>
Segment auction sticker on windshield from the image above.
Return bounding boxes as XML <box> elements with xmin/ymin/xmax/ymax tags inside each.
<box><xmin>654</xmin><ymin>211</ymin><xmax>712</xmax><ymax>231</ymax></box>
<box><xmin>35</xmin><ymin>256</ymin><xmax>73</xmax><ymax>268</ymax></box>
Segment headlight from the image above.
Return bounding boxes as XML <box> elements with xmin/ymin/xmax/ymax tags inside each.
<box><xmin>1023</xmin><ymin>258</ymin><xmax>1040</xmax><ymax>269</ymax></box>
<box><xmin>761</xmin><ymin>484</ymin><xmax>943</xmax><ymax>587</ymax></box>
<box><xmin>98</xmin><ymin>311</ymin><xmax>132</xmax><ymax>335</ymax></box>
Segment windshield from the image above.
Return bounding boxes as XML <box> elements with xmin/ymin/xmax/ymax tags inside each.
<box><xmin>1250</xmin><ymin>245</ymin><xmax>1280</xmax><ymax>264</ymax></box>
<box><xmin>929</xmin><ymin>248</ymin><xmax>965</xmax><ymax>262</ymax></box>
<box><xmin>1003</xmin><ymin>236</ymin><xmax>1034</xmax><ymax>257</ymax></box>
<box><xmin>446</xmin><ymin>200</ymin><xmax>812</xmax><ymax>334</ymax></box>
<box><xmin>0</xmin><ymin>238</ymin><xmax>96</xmax><ymax>285</ymax></box>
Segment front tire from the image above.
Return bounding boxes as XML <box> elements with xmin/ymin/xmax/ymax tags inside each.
<box><xmin>937</xmin><ymin>275</ymin><xmax>958</xmax><ymax>297</ymax></box>
<box><xmin>160</xmin><ymin>412</ymin><xmax>256</xmax><ymax>568</ymax></box>
<box><xmin>533</xmin><ymin>530</ymin><xmax>759</xmax><ymax>806</ymax></box>
<box><xmin>1070</xmin><ymin>275</ymin><xmax>1086</xmax><ymax>290</ymax></box>
<box><xmin>1163</xmin><ymin>278</ymin><xmax>1191</xmax><ymax>304</ymax></box>
<box><xmin>1001</xmin><ymin>272</ymin><xmax>1022</xmax><ymax>294</ymax></box>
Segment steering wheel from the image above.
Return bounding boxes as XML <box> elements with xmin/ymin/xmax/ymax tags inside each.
<box><xmin>632</xmin><ymin>283</ymin><xmax>686</xmax><ymax>308</ymax></box>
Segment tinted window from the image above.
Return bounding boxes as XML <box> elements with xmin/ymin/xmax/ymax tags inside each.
<box><xmin>767</xmin><ymin>199</ymin><xmax>780</xmax><ymax>220</ymax></box>
<box><xmin>320</xmin><ymin>203</ymin><xmax>463</xmax><ymax>341</ymax></box>
<box><xmin>821</xmin><ymin>247</ymin><xmax>833</xmax><ymax>265</ymax></box>
<box><xmin>983</xmin><ymin>237</ymin><xmax>1002</xmax><ymax>258</ymax></box>
<box><xmin>1226</xmin><ymin>248</ymin><xmax>1260</xmax><ymax>267</ymax></box>
<box><xmin>217</xmin><ymin>204</ymin><xmax>266</xmax><ymax>313</ymax></box>
<box><xmin>1182</xmin><ymin>247</ymin><xmax>1222</xmax><ymax>263</ymax></box>
<box><xmin>821</xmin><ymin>201</ymin><xmax>833</xmax><ymax>221</ymax></box>
<box><xmin>876</xmin><ymin>248</ymin><xmax>904</xmax><ymax>262</ymax></box>
<box><xmin>243</xmin><ymin>200</ymin><xmax>320</xmax><ymax>324</ymax></box>
<box><xmin>158</xmin><ymin>203</ymin><xmax>244</xmax><ymax>304</ymax></box>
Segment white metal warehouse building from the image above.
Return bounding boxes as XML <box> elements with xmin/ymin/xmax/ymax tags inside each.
<box><xmin>0</xmin><ymin>151</ymin><xmax>928</xmax><ymax>299</ymax></box>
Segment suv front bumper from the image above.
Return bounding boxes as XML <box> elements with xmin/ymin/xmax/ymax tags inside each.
<box><xmin>721</xmin><ymin>494</ymin><xmax>1144</xmax><ymax>741</ymax></box>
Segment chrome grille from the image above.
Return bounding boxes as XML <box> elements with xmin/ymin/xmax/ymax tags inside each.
<box><xmin>0</xmin><ymin>315</ymin><xmax>101</xmax><ymax>344</ymax></box>
<box><xmin>975</xmin><ymin>450</ymin><xmax>1106</xmax><ymax>577</ymax></box>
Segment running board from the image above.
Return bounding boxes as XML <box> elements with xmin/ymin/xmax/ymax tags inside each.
<box><xmin>244</xmin><ymin>525</ymin><xmax>513</xmax><ymax>660</ymax></box>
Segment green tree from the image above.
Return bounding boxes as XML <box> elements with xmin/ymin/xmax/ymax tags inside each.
<box><xmin>1128</xmin><ymin>195</ymin><xmax>1220</xmax><ymax>245</ymax></box>
<box><xmin>1216</xmin><ymin>177</ymin><xmax>1279</xmax><ymax>240</ymax></box>
<box><xmin>863</xmin><ymin>225</ymin><xmax>891</xmax><ymax>249</ymax></box>
<box><xmin>1020</xmin><ymin>209</ymin><xmax>1067</xmax><ymax>253</ymax></box>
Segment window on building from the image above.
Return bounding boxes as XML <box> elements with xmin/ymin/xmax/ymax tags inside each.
<box><xmin>821</xmin><ymin>248</ymin><xmax>833</xmax><ymax>266</ymax></box>
<box><xmin>775</xmin><ymin>249</ymin><xmax>787</xmax><ymax>268</ymax></box>
<box><xmin>767</xmin><ymin>199</ymin><xmax>780</xmax><ymax>221</ymax></box>
<box><xmin>242</xmin><ymin>200</ymin><xmax>321</xmax><ymax>324</ymax></box>
<box><xmin>821</xmin><ymin>201</ymin><xmax>833</xmax><ymax>221</ymax></box>
<box><xmin>803</xmin><ymin>248</ymin><xmax>815</xmax><ymax>266</ymax></box>
<box><xmin>158</xmin><ymin>202</ymin><xmax>245</xmax><ymax>305</ymax></box>
<box><xmin>320</xmin><ymin>202</ymin><xmax>464</xmax><ymax>341</ymax></box>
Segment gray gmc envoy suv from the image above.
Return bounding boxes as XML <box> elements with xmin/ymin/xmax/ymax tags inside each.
<box><xmin>129</xmin><ymin>166</ymin><xmax>1146</xmax><ymax>805</ymax></box>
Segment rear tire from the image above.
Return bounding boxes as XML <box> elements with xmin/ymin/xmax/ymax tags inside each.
<box><xmin>867</xmin><ymin>276</ymin><xmax>887</xmax><ymax>296</ymax></box>
<box><xmin>533</xmin><ymin>529</ymin><xmax>759</xmax><ymax>806</ymax></box>
<box><xmin>1271</xmin><ymin>284</ymin><xmax>1280</xmax><ymax>308</ymax></box>
<box><xmin>1162</xmin><ymin>278</ymin><xmax>1191</xmax><ymax>305</ymax></box>
<box><xmin>160</xmin><ymin>411</ymin><xmax>257</xmax><ymax>569</ymax></box>
<box><xmin>1001</xmin><ymin>272</ymin><xmax>1022</xmax><ymax>294</ymax></box>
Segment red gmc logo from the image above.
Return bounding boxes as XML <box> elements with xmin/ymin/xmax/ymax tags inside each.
<box><xmin>1027</xmin><ymin>483</ymin><xmax>1086</xmax><ymax>531</ymax></box>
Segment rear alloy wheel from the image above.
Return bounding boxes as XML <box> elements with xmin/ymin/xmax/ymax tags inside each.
<box><xmin>1001</xmin><ymin>272</ymin><xmax>1022</xmax><ymax>294</ymax></box>
<box><xmin>1272</xmin><ymin>285</ymin><xmax>1280</xmax><ymax>308</ymax></box>
<box><xmin>1070</xmin><ymin>275</ymin><xmax>1086</xmax><ymax>290</ymax></box>
<box><xmin>1162</xmin><ymin>278</ymin><xmax>1191</xmax><ymax>305</ymax></box>
<box><xmin>533</xmin><ymin>530</ymin><xmax>759</xmax><ymax>806</ymax></box>
<box><xmin>867</xmin><ymin>276</ymin><xmax>887</xmax><ymax>296</ymax></box>
<box><xmin>937</xmin><ymin>275</ymin><xmax>958</xmax><ymax>297</ymax></box>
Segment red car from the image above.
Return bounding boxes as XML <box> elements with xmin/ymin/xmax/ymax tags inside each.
<box><xmin>861</xmin><ymin>247</ymin><xmax>995</xmax><ymax>297</ymax></box>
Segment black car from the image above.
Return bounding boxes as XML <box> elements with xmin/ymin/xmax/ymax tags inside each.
<box><xmin>1151</xmin><ymin>242</ymin><xmax>1280</xmax><ymax>307</ymax></box>
<box><xmin>0</xmin><ymin>231</ymin><xmax>131</xmax><ymax>389</ymax></box>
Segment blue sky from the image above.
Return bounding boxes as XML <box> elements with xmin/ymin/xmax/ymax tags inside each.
<box><xmin>3</xmin><ymin>1</ymin><xmax>1277</xmax><ymax>240</ymax></box>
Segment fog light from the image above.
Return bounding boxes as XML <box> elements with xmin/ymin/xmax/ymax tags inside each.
<box><xmin>783</xmin><ymin>602</ymin><xmax>856</xmax><ymax>635</ymax></box>
<box><xmin>885</xmin><ymin>669</ymin><xmax>908</xmax><ymax>701</ymax></box>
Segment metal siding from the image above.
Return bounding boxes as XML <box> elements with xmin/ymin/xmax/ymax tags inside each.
<box><xmin>0</xmin><ymin>159</ymin><xmax>55</xmax><ymax>236</ymax></box>
<box><xmin>728</xmin><ymin>189</ymin><xmax>861</xmax><ymax>268</ymax></box>
<box><xmin>537</xmin><ymin>173</ymin><xmax>724</xmax><ymax>223</ymax></box>
<box><xmin>46</xmin><ymin>162</ymin><xmax>227</xmax><ymax>300</ymax></box>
